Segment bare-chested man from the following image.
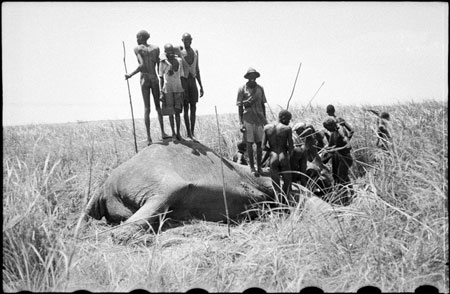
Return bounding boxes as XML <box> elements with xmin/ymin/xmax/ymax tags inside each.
<box><xmin>363</xmin><ymin>108</ymin><xmax>392</xmax><ymax>150</ymax></box>
<box><xmin>176</xmin><ymin>33</ymin><xmax>204</xmax><ymax>141</ymax></box>
<box><xmin>261</xmin><ymin>110</ymin><xmax>294</xmax><ymax>199</ymax></box>
<box><xmin>125</xmin><ymin>30</ymin><xmax>169</xmax><ymax>145</ymax></box>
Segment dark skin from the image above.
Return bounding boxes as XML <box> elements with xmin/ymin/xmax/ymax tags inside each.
<box><xmin>261</xmin><ymin>115</ymin><xmax>294</xmax><ymax>198</ymax></box>
<box><xmin>125</xmin><ymin>31</ymin><xmax>169</xmax><ymax>145</ymax></box>
<box><xmin>159</xmin><ymin>45</ymin><xmax>183</xmax><ymax>142</ymax></box>
<box><xmin>326</xmin><ymin>107</ymin><xmax>354</xmax><ymax>140</ymax></box>
<box><xmin>179</xmin><ymin>33</ymin><xmax>204</xmax><ymax>140</ymax></box>
<box><xmin>363</xmin><ymin>108</ymin><xmax>391</xmax><ymax>149</ymax></box>
<box><xmin>238</xmin><ymin>72</ymin><xmax>266</xmax><ymax>175</ymax></box>
<box><xmin>291</xmin><ymin>130</ymin><xmax>329</xmax><ymax>187</ymax></box>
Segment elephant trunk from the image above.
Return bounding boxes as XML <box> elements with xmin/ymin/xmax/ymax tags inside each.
<box><xmin>85</xmin><ymin>192</ymin><xmax>105</xmax><ymax>220</ymax></box>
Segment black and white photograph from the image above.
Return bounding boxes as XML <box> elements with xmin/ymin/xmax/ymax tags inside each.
<box><xmin>2</xmin><ymin>2</ymin><xmax>448</xmax><ymax>292</ymax></box>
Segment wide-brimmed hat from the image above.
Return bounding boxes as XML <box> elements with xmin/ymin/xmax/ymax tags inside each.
<box><xmin>244</xmin><ymin>67</ymin><xmax>260</xmax><ymax>79</ymax></box>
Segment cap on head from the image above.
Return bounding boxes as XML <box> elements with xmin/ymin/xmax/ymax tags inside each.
<box><xmin>326</xmin><ymin>104</ymin><xmax>335</xmax><ymax>114</ymax></box>
<box><xmin>323</xmin><ymin>117</ymin><xmax>337</xmax><ymax>131</ymax></box>
<box><xmin>278</xmin><ymin>109</ymin><xmax>292</xmax><ymax>121</ymax></box>
<box><xmin>244</xmin><ymin>67</ymin><xmax>260</xmax><ymax>79</ymax></box>
<box><xmin>182</xmin><ymin>33</ymin><xmax>192</xmax><ymax>41</ymax></box>
<box><xmin>380</xmin><ymin>112</ymin><xmax>390</xmax><ymax>120</ymax></box>
<box><xmin>137</xmin><ymin>30</ymin><xmax>150</xmax><ymax>41</ymax></box>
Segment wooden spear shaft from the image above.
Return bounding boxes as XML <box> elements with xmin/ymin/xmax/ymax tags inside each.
<box><xmin>122</xmin><ymin>41</ymin><xmax>138</xmax><ymax>154</ymax></box>
<box><xmin>304</xmin><ymin>81</ymin><xmax>325</xmax><ymax>112</ymax></box>
<box><xmin>286</xmin><ymin>62</ymin><xmax>302</xmax><ymax>111</ymax></box>
<box><xmin>215</xmin><ymin>106</ymin><xmax>231</xmax><ymax>237</ymax></box>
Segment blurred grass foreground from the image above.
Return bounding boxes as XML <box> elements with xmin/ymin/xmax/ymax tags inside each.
<box><xmin>2</xmin><ymin>100</ymin><xmax>448</xmax><ymax>292</ymax></box>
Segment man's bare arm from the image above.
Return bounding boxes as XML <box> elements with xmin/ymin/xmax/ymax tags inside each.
<box><xmin>238</xmin><ymin>106</ymin><xmax>244</xmax><ymax>125</ymax></box>
<box><xmin>261</xmin><ymin>129</ymin><xmax>269</xmax><ymax>151</ymax></box>
<box><xmin>196</xmin><ymin>50</ymin><xmax>204</xmax><ymax>97</ymax></box>
<box><xmin>125</xmin><ymin>48</ymin><xmax>145</xmax><ymax>79</ymax></box>
<box><xmin>287</xmin><ymin>129</ymin><xmax>294</xmax><ymax>154</ymax></box>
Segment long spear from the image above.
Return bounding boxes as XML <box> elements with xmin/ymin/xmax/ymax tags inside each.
<box><xmin>304</xmin><ymin>81</ymin><xmax>325</xmax><ymax>112</ymax></box>
<box><xmin>215</xmin><ymin>106</ymin><xmax>231</xmax><ymax>237</ymax></box>
<box><xmin>122</xmin><ymin>41</ymin><xmax>138</xmax><ymax>154</ymax></box>
<box><xmin>286</xmin><ymin>62</ymin><xmax>302</xmax><ymax>111</ymax></box>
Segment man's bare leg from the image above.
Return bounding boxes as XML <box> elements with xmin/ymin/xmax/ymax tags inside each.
<box><xmin>141</xmin><ymin>87</ymin><xmax>152</xmax><ymax>145</ymax></box>
<box><xmin>183</xmin><ymin>102</ymin><xmax>198</xmax><ymax>141</ymax></box>
<box><xmin>256</xmin><ymin>142</ymin><xmax>263</xmax><ymax>175</ymax></box>
<box><xmin>169</xmin><ymin>115</ymin><xmax>177</xmax><ymax>142</ymax></box>
<box><xmin>175</xmin><ymin>111</ymin><xmax>183</xmax><ymax>141</ymax></box>
<box><xmin>247</xmin><ymin>142</ymin><xmax>257</xmax><ymax>176</ymax></box>
<box><xmin>190</xmin><ymin>102</ymin><xmax>197</xmax><ymax>139</ymax></box>
<box><xmin>183</xmin><ymin>103</ymin><xmax>191</xmax><ymax>138</ymax></box>
<box><xmin>151</xmin><ymin>86</ymin><xmax>170</xmax><ymax>139</ymax></box>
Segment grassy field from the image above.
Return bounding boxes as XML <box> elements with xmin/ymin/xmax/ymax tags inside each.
<box><xmin>2</xmin><ymin>100</ymin><xmax>448</xmax><ymax>292</ymax></box>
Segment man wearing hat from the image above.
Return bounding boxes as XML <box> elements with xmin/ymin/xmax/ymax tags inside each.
<box><xmin>261</xmin><ymin>110</ymin><xmax>294</xmax><ymax>199</ymax></box>
<box><xmin>237</xmin><ymin>67</ymin><xmax>268</xmax><ymax>176</ymax></box>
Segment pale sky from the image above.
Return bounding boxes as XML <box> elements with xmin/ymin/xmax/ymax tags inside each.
<box><xmin>2</xmin><ymin>2</ymin><xmax>448</xmax><ymax>126</ymax></box>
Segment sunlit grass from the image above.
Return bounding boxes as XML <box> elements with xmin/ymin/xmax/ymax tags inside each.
<box><xmin>2</xmin><ymin>100</ymin><xmax>448</xmax><ymax>292</ymax></box>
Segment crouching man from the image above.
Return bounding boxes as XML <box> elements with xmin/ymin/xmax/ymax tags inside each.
<box><xmin>291</xmin><ymin>123</ymin><xmax>332</xmax><ymax>196</ymax></box>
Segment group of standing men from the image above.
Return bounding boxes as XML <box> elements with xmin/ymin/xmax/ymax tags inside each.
<box><xmin>236</xmin><ymin>66</ymin><xmax>393</xmax><ymax>205</ymax></box>
<box><xmin>236</xmin><ymin>67</ymin><xmax>359</xmax><ymax>204</ymax></box>
<box><xmin>125</xmin><ymin>30</ymin><xmax>204</xmax><ymax>145</ymax></box>
<box><xmin>124</xmin><ymin>29</ymin><xmax>391</xmax><ymax>205</ymax></box>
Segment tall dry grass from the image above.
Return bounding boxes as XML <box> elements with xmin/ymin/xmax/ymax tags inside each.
<box><xmin>2</xmin><ymin>100</ymin><xmax>448</xmax><ymax>292</ymax></box>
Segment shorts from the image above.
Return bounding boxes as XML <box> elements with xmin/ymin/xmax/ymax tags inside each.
<box><xmin>162</xmin><ymin>92</ymin><xmax>184</xmax><ymax>116</ymax></box>
<box><xmin>243</xmin><ymin>121</ymin><xmax>264</xmax><ymax>143</ymax></box>
<box><xmin>181</xmin><ymin>76</ymin><xmax>199</xmax><ymax>103</ymax></box>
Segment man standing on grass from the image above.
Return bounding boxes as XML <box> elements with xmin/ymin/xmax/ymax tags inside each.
<box><xmin>322</xmin><ymin>117</ymin><xmax>354</xmax><ymax>205</ymax></box>
<box><xmin>125</xmin><ymin>30</ymin><xmax>170</xmax><ymax>145</ymax></box>
<box><xmin>237</xmin><ymin>67</ymin><xmax>268</xmax><ymax>177</ymax></box>
<box><xmin>325</xmin><ymin>104</ymin><xmax>354</xmax><ymax>142</ymax></box>
<box><xmin>177</xmin><ymin>33</ymin><xmax>204</xmax><ymax>141</ymax></box>
<box><xmin>363</xmin><ymin>108</ymin><xmax>392</xmax><ymax>150</ymax></box>
<box><xmin>159</xmin><ymin>44</ymin><xmax>185</xmax><ymax>142</ymax></box>
<box><xmin>262</xmin><ymin>110</ymin><xmax>294</xmax><ymax>200</ymax></box>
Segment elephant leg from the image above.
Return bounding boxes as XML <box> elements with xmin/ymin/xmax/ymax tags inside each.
<box><xmin>125</xmin><ymin>195</ymin><xmax>170</xmax><ymax>230</ymax></box>
<box><xmin>112</xmin><ymin>195</ymin><xmax>169</xmax><ymax>244</ymax></box>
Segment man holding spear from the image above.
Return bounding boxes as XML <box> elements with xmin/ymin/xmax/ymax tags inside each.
<box><xmin>125</xmin><ymin>30</ymin><xmax>170</xmax><ymax>145</ymax></box>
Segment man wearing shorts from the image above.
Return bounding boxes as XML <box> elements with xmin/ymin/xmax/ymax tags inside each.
<box><xmin>159</xmin><ymin>44</ymin><xmax>185</xmax><ymax>142</ymax></box>
<box><xmin>236</xmin><ymin>67</ymin><xmax>268</xmax><ymax>176</ymax></box>
<box><xmin>177</xmin><ymin>33</ymin><xmax>204</xmax><ymax>141</ymax></box>
<box><xmin>125</xmin><ymin>30</ymin><xmax>169</xmax><ymax>145</ymax></box>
